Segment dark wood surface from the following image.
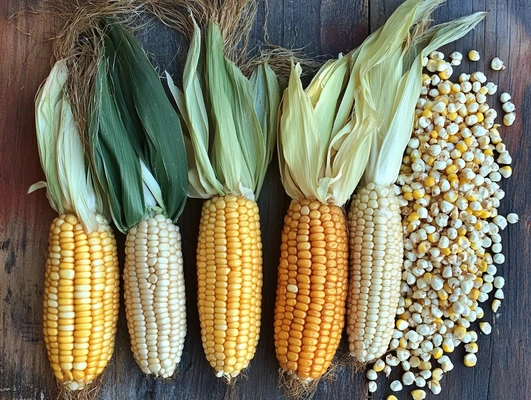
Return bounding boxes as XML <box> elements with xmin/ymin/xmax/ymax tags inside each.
<box><xmin>1</xmin><ymin>0</ymin><xmax>530</xmax><ymax>399</ymax></box>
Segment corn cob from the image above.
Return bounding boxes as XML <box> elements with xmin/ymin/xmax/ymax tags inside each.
<box><xmin>197</xmin><ymin>195</ymin><xmax>263</xmax><ymax>377</ymax></box>
<box><xmin>43</xmin><ymin>213</ymin><xmax>119</xmax><ymax>391</ymax></box>
<box><xmin>275</xmin><ymin>55</ymin><xmax>374</xmax><ymax>389</ymax></box>
<box><xmin>347</xmin><ymin>184</ymin><xmax>402</xmax><ymax>362</ymax></box>
<box><xmin>86</xmin><ymin>22</ymin><xmax>189</xmax><ymax>378</ymax></box>
<box><xmin>342</xmin><ymin>0</ymin><xmax>487</xmax><ymax>364</ymax></box>
<box><xmin>31</xmin><ymin>60</ymin><xmax>120</xmax><ymax>392</ymax></box>
<box><xmin>124</xmin><ymin>215</ymin><xmax>186</xmax><ymax>377</ymax></box>
<box><xmin>166</xmin><ymin>16</ymin><xmax>280</xmax><ymax>380</ymax></box>
<box><xmin>274</xmin><ymin>199</ymin><xmax>348</xmax><ymax>380</ymax></box>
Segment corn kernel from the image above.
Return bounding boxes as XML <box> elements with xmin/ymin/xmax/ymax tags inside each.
<box><xmin>464</xmin><ymin>353</ymin><xmax>477</xmax><ymax>367</ymax></box>
<box><xmin>432</xmin><ymin>347</ymin><xmax>443</xmax><ymax>359</ymax></box>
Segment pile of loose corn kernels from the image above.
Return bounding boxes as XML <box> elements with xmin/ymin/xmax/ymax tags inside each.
<box><xmin>368</xmin><ymin>50</ymin><xmax>519</xmax><ymax>400</ymax></box>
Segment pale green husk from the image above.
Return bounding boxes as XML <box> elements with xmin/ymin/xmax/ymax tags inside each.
<box><xmin>278</xmin><ymin>49</ymin><xmax>375</xmax><ymax>207</ymax></box>
<box><xmin>278</xmin><ymin>0</ymin><xmax>486</xmax><ymax>205</ymax></box>
<box><xmin>88</xmin><ymin>19</ymin><xmax>188</xmax><ymax>233</ymax></box>
<box><xmin>166</xmin><ymin>20</ymin><xmax>281</xmax><ymax>201</ymax></box>
<box><xmin>30</xmin><ymin>60</ymin><xmax>105</xmax><ymax>233</ymax></box>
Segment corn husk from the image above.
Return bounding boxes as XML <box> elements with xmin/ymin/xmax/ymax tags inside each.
<box><xmin>278</xmin><ymin>51</ymin><xmax>374</xmax><ymax>207</ymax></box>
<box><xmin>88</xmin><ymin>19</ymin><xmax>188</xmax><ymax>233</ymax></box>
<box><xmin>166</xmin><ymin>20</ymin><xmax>281</xmax><ymax>201</ymax></box>
<box><xmin>30</xmin><ymin>60</ymin><xmax>104</xmax><ymax>233</ymax></box>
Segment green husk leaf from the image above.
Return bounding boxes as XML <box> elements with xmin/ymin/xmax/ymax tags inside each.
<box><xmin>166</xmin><ymin>20</ymin><xmax>224</xmax><ymax>198</ymax></box>
<box><xmin>207</xmin><ymin>23</ymin><xmax>265</xmax><ymax>197</ymax></box>
<box><xmin>106</xmin><ymin>21</ymin><xmax>188</xmax><ymax>221</ymax></box>
<box><xmin>89</xmin><ymin>57</ymin><xmax>145</xmax><ymax>233</ymax></box>
<box><xmin>30</xmin><ymin>60</ymin><xmax>105</xmax><ymax>233</ymax></box>
<box><xmin>171</xmin><ymin>20</ymin><xmax>279</xmax><ymax>201</ymax></box>
<box><xmin>249</xmin><ymin>62</ymin><xmax>281</xmax><ymax>196</ymax></box>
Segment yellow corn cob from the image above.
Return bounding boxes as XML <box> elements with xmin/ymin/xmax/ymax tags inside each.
<box><xmin>274</xmin><ymin>199</ymin><xmax>348</xmax><ymax>380</ymax></box>
<box><xmin>124</xmin><ymin>214</ymin><xmax>187</xmax><ymax>378</ymax></box>
<box><xmin>347</xmin><ymin>183</ymin><xmax>403</xmax><ymax>362</ymax></box>
<box><xmin>197</xmin><ymin>194</ymin><xmax>263</xmax><ymax>379</ymax></box>
<box><xmin>43</xmin><ymin>213</ymin><xmax>119</xmax><ymax>391</ymax></box>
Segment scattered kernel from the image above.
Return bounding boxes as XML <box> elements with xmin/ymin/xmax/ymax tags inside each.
<box><xmin>490</xmin><ymin>57</ymin><xmax>505</xmax><ymax>71</ymax></box>
<box><xmin>468</xmin><ymin>50</ymin><xmax>480</xmax><ymax>61</ymax></box>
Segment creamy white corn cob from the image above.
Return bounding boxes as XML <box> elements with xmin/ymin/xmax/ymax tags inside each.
<box><xmin>124</xmin><ymin>214</ymin><xmax>186</xmax><ymax>377</ymax></box>
<box><xmin>347</xmin><ymin>183</ymin><xmax>403</xmax><ymax>362</ymax></box>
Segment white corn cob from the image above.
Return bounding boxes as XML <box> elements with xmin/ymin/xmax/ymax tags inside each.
<box><xmin>347</xmin><ymin>183</ymin><xmax>403</xmax><ymax>362</ymax></box>
<box><xmin>124</xmin><ymin>213</ymin><xmax>187</xmax><ymax>377</ymax></box>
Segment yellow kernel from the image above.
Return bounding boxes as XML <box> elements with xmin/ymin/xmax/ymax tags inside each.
<box><xmin>407</xmin><ymin>212</ymin><xmax>420</xmax><ymax>222</ymax></box>
<box><xmin>422</xmin><ymin>109</ymin><xmax>433</xmax><ymax>118</ymax></box>
<box><xmin>464</xmin><ymin>353</ymin><xmax>477</xmax><ymax>367</ymax></box>
<box><xmin>454</xmin><ymin>326</ymin><xmax>467</xmax><ymax>340</ymax></box>
<box><xmin>448</xmin><ymin>112</ymin><xmax>458</xmax><ymax>121</ymax></box>
<box><xmin>477</xmin><ymin>112</ymin><xmax>484</xmax><ymax>123</ymax></box>
<box><xmin>432</xmin><ymin>347</ymin><xmax>443</xmax><ymax>359</ymax></box>
<box><xmin>404</xmin><ymin>192</ymin><xmax>414</xmax><ymax>201</ymax></box>
<box><xmin>411</xmin><ymin>389</ymin><xmax>427</xmax><ymax>400</ymax></box>
<box><xmin>412</xmin><ymin>190</ymin><xmax>424</xmax><ymax>200</ymax></box>
<box><xmin>456</xmin><ymin>141</ymin><xmax>468</xmax><ymax>152</ymax></box>
<box><xmin>425</xmin><ymin>176</ymin><xmax>436</xmax><ymax>187</ymax></box>
<box><xmin>418</xmin><ymin>241</ymin><xmax>430</xmax><ymax>253</ymax></box>
<box><xmin>446</xmin><ymin>164</ymin><xmax>458</xmax><ymax>175</ymax></box>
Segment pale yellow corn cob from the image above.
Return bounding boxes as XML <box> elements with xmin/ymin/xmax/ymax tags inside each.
<box><xmin>43</xmin><ymin>213</ymin><xmax>120</xmax><ymax>391</ymax></box>
<box><xmin>347</xmin><ymin>183</ymin><xmax>403</xmax><ymax>362</ymax></box>
<box><xmin>197</xmin><ymin>194</ymin><xmax>263</xmax><ymax>379</ymax></box>
<box><xmin>124</xmin><ymin>213</ymin><xmax>186</xmax><ymax>378</ymax></box>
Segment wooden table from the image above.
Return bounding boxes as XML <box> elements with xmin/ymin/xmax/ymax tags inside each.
<box><xmin>1</xmin><ymin>0</ymin><xmax>529</xmax><ymax>399</ymax></box>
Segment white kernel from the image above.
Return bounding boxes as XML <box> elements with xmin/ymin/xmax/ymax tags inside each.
<box><xmin>502</xmin><ymin>102</ymin><xmax>515</xmax><ymax>113</ymax></box>
<box><xmin>366</xmin><ymin>369</ymin><xmax>377</xmax><ymax>380</ymax></box>
<box><xmin>490</xmin><ymin>57</ymin><xmax>505</xmax><ymax>71</ymax></box>
<box><xmin>390</xmin><ymin>380</ymin><xmax>403</xmax><ymax>392</ymax></box>
<box><xmin>479</xmin><ymin>322</ymin><xmax>492</xmax><ymax>335</ymax></box>
<box><xmin>500</xmin><ymin>92</ymin><xmax>511</xmax><ymax>103</ymax></box>
<box><xmin>507</xmin><ymin>213</ymin><xmax>519</xmax><ymax>223</ymax></box>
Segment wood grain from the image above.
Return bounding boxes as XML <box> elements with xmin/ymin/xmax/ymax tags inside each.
<box><xmin>1</xmin><ymin>0</ymin><xmax>529</xmax><ymax>399</ymax></box>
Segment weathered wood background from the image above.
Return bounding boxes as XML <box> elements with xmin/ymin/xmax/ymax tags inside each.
<box><xmin>1</xmin><ymin>0</ymin><xmax>530</xmax><ymax>399</ymax></box>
